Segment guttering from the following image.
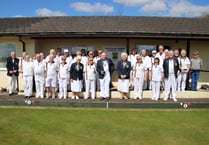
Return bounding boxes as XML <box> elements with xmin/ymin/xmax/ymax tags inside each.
<box><xmin>19</xmin><ymin>36</ymin><xmax>25</xmax><ymax>52</ymax></box>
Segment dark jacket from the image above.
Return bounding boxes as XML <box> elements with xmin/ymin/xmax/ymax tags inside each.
<box><xmin>96</xmin><ymin>58</ymin><xmax>114</xmax><ymax>79</ymax></box>
<box><xmin>6</xmin><ymin>57</ymin><xmax>19</xmax><ymax>76</ymax></box>
<box><xmin>163</xmin><ymin>57</ymin><xmax>179</xmax><ymax>79</ymax></box>
<box><xmin>70</xmin><ymin>62</ymin><xmax>84</xmax><ymax>80</ymax></box>
<box><xmin>117</xmin><ymin>60</ymin><xmax>131</xmax><ymax>79</ymax></box>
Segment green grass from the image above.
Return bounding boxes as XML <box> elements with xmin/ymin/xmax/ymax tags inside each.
<box><xmin>0</xmin><ymin>107</ymin><xmax>208</xmax><ymax>145</ymax></box>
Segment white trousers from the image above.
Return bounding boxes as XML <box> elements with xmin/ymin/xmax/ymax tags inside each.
<box><xmin>134</xmin><ymin>78</ymin><xmax>144</xmax><ymax>98</ymax></box>
<box><xmin>177</xmin><ymin>72</ymin><xmax>187</xmax><ymax>91</ymax></box>
<box><xmin>35</xmin><ymin>75</ymin><xmax>45</xmax><ymax>98</ymax></box>
<box><xmin>99</xmin><ymin>73</ymin><xmax>110</xmax><ymax>98</ymax></box>
<box><xmin>59</xmin><ymin>78</ymin><xmax>68</xmax><ymax>98</ymax></box>
<box><xmin>152</xmin><ymin>81</ymin><xmax>161</xmax><ymax>99</ymax></box>
<box><xmin>23</xmin><ymin>75</ymin><xmax>33</xmax><ymax>96</ymax></box>
<box><xmin>164</xmin><ymin>75</ymin><xmax>177</xmax><ymax>99</ymax></box>
<box><xmin>8</xmin><ymin>75</ymin><xmax>17</xmax><ymax>94</ymax></box>
<box><xmin>85</xmin><ymin>79</ymin><xmax>96</xmax><ymax>99</ymax></box>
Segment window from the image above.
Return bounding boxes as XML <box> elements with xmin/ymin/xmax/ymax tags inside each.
<box><xmin>104</xmin><ymin>47</ymin><xmax>126</xmax><ymax>70</ymax></box>
<box><xmin>136</xmin><ymin>45</ymin><xmax>156</xmax><ymax>56</ymax></box>
<box><xmin>59</xmin><ymin>46</ymin><xmax>94</xmax><ymax>58</ymax></box>
<box><xmin>71</xmin><ymin>46</ymin><xmax>94</xmax><ymax>57</ymax></box>
<box><xmin>136</xmin><ymin>44</ymin><xmax>172</xmax><ymax>56</ymax></box>
<box><xmin>0</xmin><ymin>43</ymin><xmax>16</xmax><ymax>68</ymax></box>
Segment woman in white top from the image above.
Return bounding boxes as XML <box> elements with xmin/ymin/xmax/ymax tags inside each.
<box><xmin>84</xmin><ymin>57</ymin><xmax>97</xmax><ymax>99</ymax></box>
<box><xmin>177</xmin><ymin>50</ymin><xmax>190</xmax><ymax>91</ymax></box>
<box><xmin>58</xmin><ymin>56</ymin><xmax>70</xmax><ymax>99</ymax></box>
<box><xmin>45</xmin><ymin>54</ymin><xmax>58</xmax><ymax>99</ymax></box>
<box><xmin>21</xmin><ymin>54</ymin><xmax>34</xmax><ymax>98</ymax></box>
<box><xmin>149</xmin><ymin>57</ymin><xmax>164</xmax><ymax>101</ymax></box>
<box><xmin>132</xmin><ymin>55</ymin><xmax>147</xmax><ymax>99</ymax></box>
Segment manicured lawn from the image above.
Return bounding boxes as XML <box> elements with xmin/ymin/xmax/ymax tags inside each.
<box><xmin>0</xmin><ymin>107</ymin><xmax>208</xmax><ymax>145</ymax></box>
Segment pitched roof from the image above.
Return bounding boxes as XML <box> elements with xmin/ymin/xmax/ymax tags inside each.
<box><xmin>0</xmin><ymin>16</ymin><xmax>209</xmax><ymax>38</ymax></box>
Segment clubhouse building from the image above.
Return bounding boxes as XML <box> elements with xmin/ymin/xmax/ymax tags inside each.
<box><xmin>0</xmin><ymin>16</ymin><xmax>209</xmax><ymax>88</ymax></box>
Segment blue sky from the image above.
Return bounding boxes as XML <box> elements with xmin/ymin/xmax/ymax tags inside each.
<box><xmin>1</xmin><ymin>0</ymin><xmax>209</xmax><ymax>17</ymax></box>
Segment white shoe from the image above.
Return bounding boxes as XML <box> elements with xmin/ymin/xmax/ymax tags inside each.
<box><xmin>72</xmin><ymin>96</ymin><xmax>75</xmax><ymax>99</ymax></box>
<box><xmin>75</xmin><ymin>96</ymin><xmax>79</xmax><ymax>100</ymax></box>
<box><xmin>163</xmin><ymin>97</ymin><xmax>168</xmax><ymax>101</ymax></box>
<box><xmin>35</xmin><ymin>96</ymin><xmax>39</xmax><ymax>99</ymax></box>
<box><xmin>63</xmin><ymin>97</ymin><xmax>67</xmax><ymax>100</ymax></box>
<box><xmin>155</xmin><ymin>98</ymin><xmax>159</xmax><ymax>101</ymax></box>
<box><xmin>59</xmin><ymin>97</ymin><xmax>63</xmax><ymax>99</ymax></box>
<box><xmin>52</xmin><ymin>96</ymin><xmax>55</xmax><ymax>99</ymax></box>
<box><xmin>40</xmin><ymin>96</ymin><xmax>44</xmax><ymax>99</ymax></box>
<box><xmin>173</xmin><ymin>98</ymin><xmax>178</xmax><ymax>102</ymax></box>
<box><xmin>151</xmin><ymin>97</ymin><xmax>155</xmax><ymax>100</ymax></box>
<box><xmin>138</xmin><ymin>97</ymin><xmax>142</xmax><ymax>100</ymax></box>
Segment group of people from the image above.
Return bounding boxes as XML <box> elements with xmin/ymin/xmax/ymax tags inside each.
<box><xmin>118</xmin><ymin>45</ymin><xmax>203</xmax><ymax>101</ymax></box>
<box><xmin>6</xmin><ymin>45</ymin><xmax>203</xmax><ymax>102</ymax></box>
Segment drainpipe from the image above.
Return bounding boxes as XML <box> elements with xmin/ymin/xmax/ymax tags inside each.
<box><xmin>17</xmin><ymin>36</ymin><xmax>26</xmax><ymax>92</ymax></box>
<box><xmin>186</xmin><ymin>39</ymin><xmax>191</xmax><ymax>90</ymax></box>
<box><xmin>19</xmin><ymin>36</ymin><xmax>26</xmax><ymax>52</ymax></box>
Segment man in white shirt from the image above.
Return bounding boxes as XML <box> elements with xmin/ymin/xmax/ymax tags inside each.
<box><xmin>163</xmin><ymin>50</ymin><xmax>179</xmax><ymax>102</ymax></box>
<box><xmin>34</xmin><ymin>54</ymin><xmax>45</xmax><ymax>99</ymax></box>
<box><xmin>45</xmin><ymin>49</ymin><xmax>60</xmax><ymax>65</ymax></box>
<box><xmin>156</xmin><ymin>45</ymin><xmax>165</xmax><ymax>66</ymax></box>
<box><xmin>22</xmin><ymin>54</ymin><xmax>34</xmax><ymax>98</ymax></box>
<box><xmin>96</xmin><ymin>53</ymin><xmax>114</xmax><ymax>100</ymax></box>
<box><xmin>141</xmin><ymin>49</ymin><xmax>151</xmax><ymax>90</ymax></box>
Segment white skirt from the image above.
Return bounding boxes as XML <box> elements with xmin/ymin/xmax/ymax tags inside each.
<box><xmin>71</xmin><ymin>80</ymin><xmax>82</xmax><ymax>92</ymax></box>
<box><xmin>118</xmin><ymin>79</ymin><xmax>129</xmax><ymax>93</ymax></box>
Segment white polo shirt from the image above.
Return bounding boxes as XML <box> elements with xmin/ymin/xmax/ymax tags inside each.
<box><xmin>128</xmin><ymin>54</ymin><xmax>138</xmax><ymax>67</ymax></box>
<box><xmin>22</xmin><ymin>61</ymin><xmax>34</xmax><ymax>76</ymax></box>
<box><xmin>142</xmin><ymin>55</ymin><xmax>151</xmax><ymax>70</ymax></box>
<box><xmin>59</xmin><ymin>63</ymin><xmax>69</xmax><ymax>79</ymax></box>
<box><xmin>46</xmin><ymin>62</ymin><xmax>58</xmax><ymax>79</ymax></box>
<box><xmin>34</xmin><ymin>60</ymin><xmax>45</xmax><ymax>76</ymax></box>
<box><xmin>152</xmin><ymin>64</ymin><xmax>163</xmax><ymax>81</ymax></box>
<box><xmin>180</xmin><ymin>57</ymin><xmax>190</xmax><ymax>70</ymax></box>
<box><xmin>85</xmin><ymin>64</ymin><xmax>96</xmax><ymax>80</ymax></box>
<box><xmin>133</xmin><ymin>63</ymin><xmax>146</xmax><ymax>79</ymax></box>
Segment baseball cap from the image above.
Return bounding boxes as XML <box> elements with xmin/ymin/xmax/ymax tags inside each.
<box><xmin>152</xmin><ymin>50</ymin><xmax>157</xmax><ymax>54</ymax></box>
<box><xmin>64</xmin><ymin>49</ymin><xmax>69</xmax><ymax>53</ymax></box>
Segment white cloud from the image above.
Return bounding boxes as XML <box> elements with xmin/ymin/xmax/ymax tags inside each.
<box><xmin>114</xmin><ymin>0</ymin><xmax>209</xmax><ymax>17</ymax></box>
<box><xmin>169</xmin><ymin>0</ymin><xmax>209</xmax><ymax>17</ymax></box>
<box><xmin>114</xmin><ymin>0</ymin><xmax>167</xmax><ymax>13</ymax></box>
<box><xmin>141</xmin><ymin>0</ymin><xmax>167</xmax><ymax>12</ymax></box>
<box><xmin>13</xmin><ymin>15</ymin><xmax>25</xmax><ymax>17</ymax></box>
<box><xmin>113</xmin><ymin>0</ymin><xmax>153</xmax><ymax>7</ymax></box>
<box><xmin>70</xmin><ymin>2</ymin><xmax>114</xmax><ymax>14</ymax></box>
<box><xmin>36</xmin><ymin>8</ymin><xmax>67</xmax><ymax>16</ymax></box>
